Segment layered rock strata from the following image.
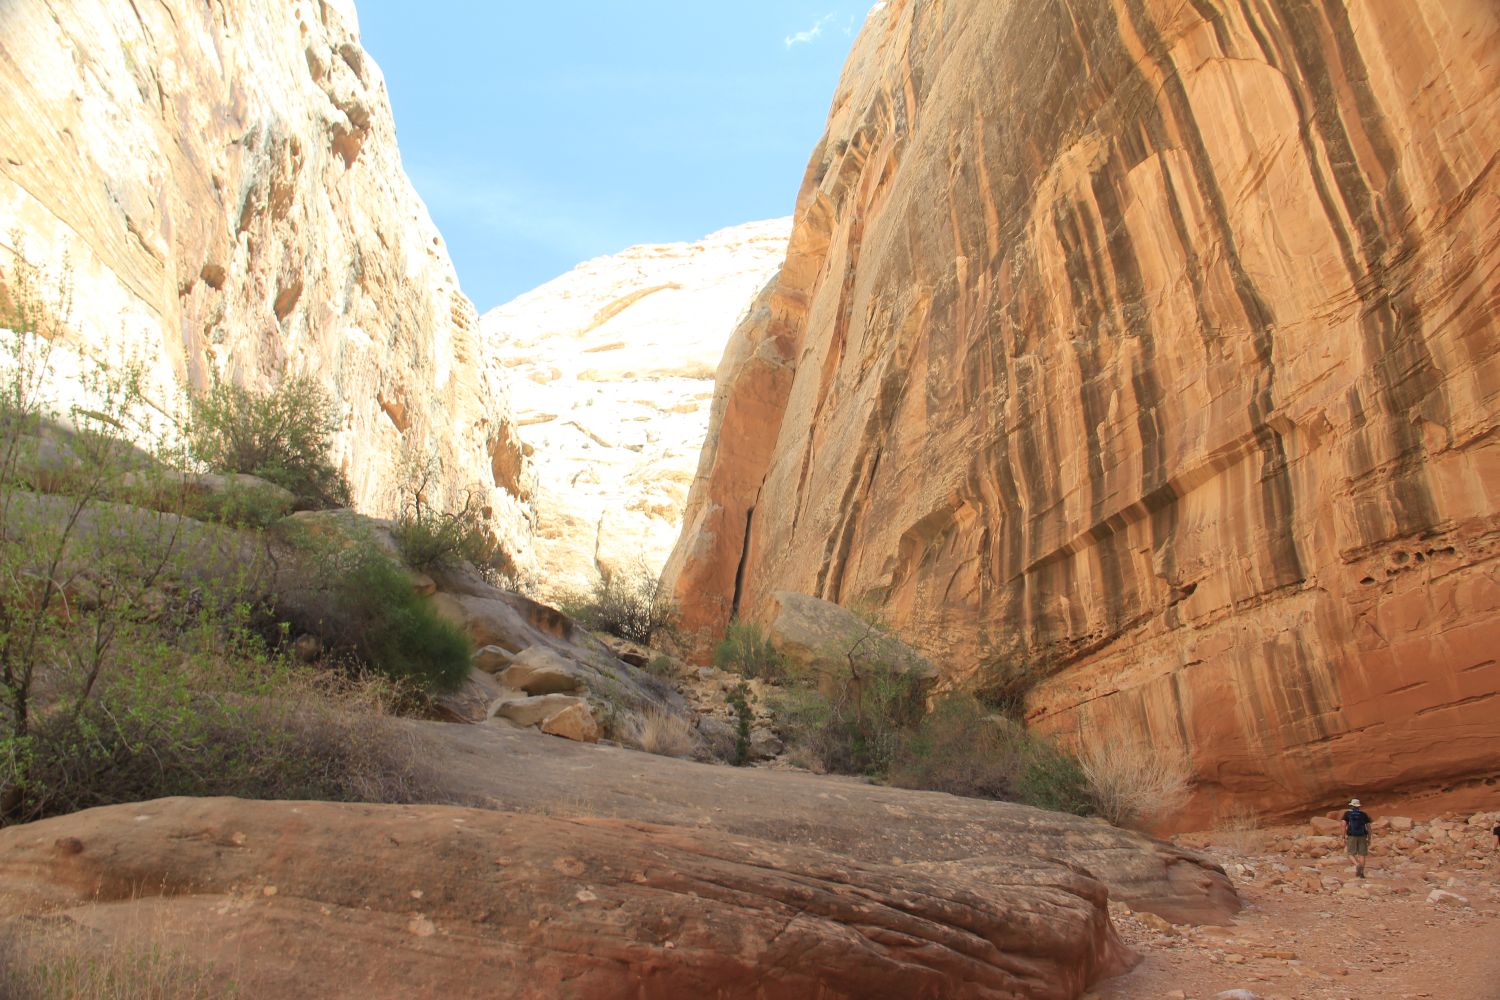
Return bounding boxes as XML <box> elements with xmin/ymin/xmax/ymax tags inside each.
<box><xmin>0</xmin><ymin>797</ymin><xmax>1136</xmax><ymax>999</ymax></box>
<box><xmin>480</xmin><ymin>221</ymin><xmax>790</xmax><ymax>591</ymax></box>
<box><xmin>0</xmin><ymin>0</ymin><xmax>532</xmax><ymax>559</ymax></box>
<box><xmin>665</xmin><ymin>0</ymin><xmax>1500</xmax><ymax>820</ymax></box>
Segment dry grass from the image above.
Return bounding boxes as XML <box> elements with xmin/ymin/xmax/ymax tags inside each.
<box><xmin>1079</xmin><ymin>740</ymin><xmax>1192</xmax><ymax>829</ymax></box>
<box><xmin>0</xmin><ymin>919</ymin><xmax>235</xmax><ymax>1000</ymax></box>
<box><xmin>625</xmin><ymin>707</ymin><xmax>697</xmax><ymax>759</ymax></box>
<box><xmin>1211</xmin><ymin>802</ymin><xmax>1265</xmax><ymax>854</ymax></box>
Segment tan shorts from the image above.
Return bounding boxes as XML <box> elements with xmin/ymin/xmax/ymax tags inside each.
<box><xmin>1346</xmin><ymin>834</ymin><xmax>1370</xmax><ymax>855</ymax></box>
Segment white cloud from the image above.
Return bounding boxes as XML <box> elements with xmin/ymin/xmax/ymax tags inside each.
<box><xmin>784</xmin><ymin>13</ymin><xmax>836</xmax><ymax>49</ymax></box>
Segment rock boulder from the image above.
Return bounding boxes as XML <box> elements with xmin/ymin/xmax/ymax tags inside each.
<box><xmin>0</xmin><ymin>797</ymin><xmax>1136</xmax><ymax>999</ymax></box>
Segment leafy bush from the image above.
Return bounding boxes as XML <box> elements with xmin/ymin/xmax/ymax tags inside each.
<box><xmin>767</xmin><ymin>634</ymin><xmax>927</xmax><ymax>778</ymax></box>
<box><xmin>1079</xmin><ymin>739</ymin><xmax>1192</xmax><ymax>828</ymax></box>
<box><xmin>391</xmin><ymin>508</ymin><xmax>494</xmax><ymax>573</ymax></box>
<box><xmin>1014</xmin><ymin>737</ymin><xmax>1094</xmax><ymax>815</ymax></box>
<box><xmin>887</xmin><ymin>695</ymin><xmax>1020</xmax><ymax>799</ymax></box>
<box><xmin>713</xmin><ymin>620</ymin><xmax>787</xmax><ymax>682</ymax></box>
<box><xmin>184</xmin><ymin>375</ymin><xmax>351</xmax><ymax>509</ymax></box>
<box><xmin>880</xmin><ymin>694</ymin><xmax>1092</xmax><ymax>813</ymax></box>
<box><xmin>644</xmin><ymin>654</ymin><xmax>680</xmax><ymax>681</ymax></box>
<box><xmin>0</xmin><ymin>260</ymin><xmax>425</xmax><ymax>826</ymax></box>
<box><xmin>16</xmin><ymin>665</ymin><xmax>423</xmax><ymax>823</ymax></box>
<box><xmin>271</xmin><ymin>537</ymin><xmax>471</xmax><ymax>694</ymax></box>
<box><xmin>177</xmin><ymin>475</ymin><xmax>295</xmax><ymax>529</ymax></box>
<box><xmin>556</xmin><ymin>565</ymin><xmax>679</xmax><ymax>646</ymax></box>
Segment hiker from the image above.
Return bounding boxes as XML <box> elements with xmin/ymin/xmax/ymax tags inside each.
<box><xmin>1342</xmin><ymin>798</ymin><xmax>1372</xmax><ymax>878</ymax></box>
<box><xmin>1493</xmin><ymin>817</ymin><xmax>1499</xmax><ymax>850</ymax></box>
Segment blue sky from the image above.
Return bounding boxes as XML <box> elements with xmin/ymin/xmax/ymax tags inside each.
<box><xmin>358</xmin><ymin>3</ymin><xmax>867</xmax><ymax>311</ymax></box>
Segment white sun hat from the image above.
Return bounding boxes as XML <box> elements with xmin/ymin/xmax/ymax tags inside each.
<box><xmin>1349</xmin><ymin>798</ymin><xmax>1361</xmax><ymax>807</ymax></box>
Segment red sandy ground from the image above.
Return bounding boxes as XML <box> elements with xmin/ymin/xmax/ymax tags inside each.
<box><xmin>1092</xmin><ymin>815</ymin><xmax>1500</xmax><ymax>1000</ymax></box>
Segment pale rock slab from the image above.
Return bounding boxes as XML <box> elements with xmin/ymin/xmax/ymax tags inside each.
<box><xmin>497</xmin><ymin>646</ymin><xmax>585</xmax><ymax>696</ymax></box>
<box><xmin>480</xmin><ymin>220</ymin><xmax>790</xmax><ymax>592</ymax></box>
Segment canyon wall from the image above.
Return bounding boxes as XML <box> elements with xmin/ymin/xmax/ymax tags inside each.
<box><xmin>666</xmin><ymin>0</ymin><xmax>1500</xmax><ymax>819</ymax></box>
<box><xmin>481</xmin><ymin>221</ymin><xmax>789</xmax><ymax>593</ymax></box>
<box><xmin>0</xmin><ymin>0</ymin><xmax>533</xmax><ymax>559</ymax></box>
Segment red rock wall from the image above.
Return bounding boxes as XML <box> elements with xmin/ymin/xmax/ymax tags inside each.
<box><xmin>664</xmin><ymin>0</ymin><xmax>1500</xmax><ymax>821</ymax></box>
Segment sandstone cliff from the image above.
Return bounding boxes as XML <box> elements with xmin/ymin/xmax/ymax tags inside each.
<box><xmin>666</xmin><ymin>0</ymin><xmax>1500</xmax><ymax>820</ymax></box>
<box><xmin>0</xmin><ymin>0</ymin><xmax>532</xmax><ymax>559</ymax></box>
<box><xmin>481</xmin><ymin>220</ymin><xmax>789</xmax><ymax>591</ymax></box>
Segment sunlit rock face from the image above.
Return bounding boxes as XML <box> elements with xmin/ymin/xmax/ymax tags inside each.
<box><xmin>480</xmin><ymin>220</ymin><xmax>790</xmax><ymax>593</ymax></box>
<box><xmin>666</xmin><ymin>0</ymin><xmax>1500</xmax><ymax>820</ymax></box>
<box><xmin>0</xmin><ymin>0</ymin><xmax>533</xmax><ymax>560</ymax></box>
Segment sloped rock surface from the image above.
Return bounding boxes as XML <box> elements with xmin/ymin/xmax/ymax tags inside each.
<box><xmin>480</xmin><ymin>220</ymin><xmax>790</xmax><ymax>591</ymax></box>
<box><xmin>0</xmin><ymin>0</ymin><xmax>532</xmax><ymax>558</ymax></box>
<box><xmin>419</xmin><ymin>722</ymin><xmax>1240</xmax><ymax>927</ymax></box>
<box><xmin>0</xmin><ymin>797</ymin><xmax>1136</xmax><ymax>999</ymax></box>
<box><xmin>664</xmin><ymin>0</ymin><xmax>1500</xmax><ymax>821</ymax></box>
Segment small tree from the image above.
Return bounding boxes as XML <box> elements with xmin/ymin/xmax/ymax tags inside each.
<box><xmin>556</xmin><ymin>563</ymin><xmax>680</xmax><ymax>647</ymax></box>
<box><xmin>389</xmin><ymin>448</ymin><xmax>507</xmax><ymax>581</ymax></box>
<box><xmin>726</xmin><ymin>682</ymin><xmax>755</xmax><ymax>767</ymax></box>
<box><xmin>184</xmin><ymin>375</ymin><xmax>351</xmax><ymax>509</ymax></box>
<box><xmin>0</xmin><ymin>259</ymin><xmax>193</xmax><ymax>820</ymax></box>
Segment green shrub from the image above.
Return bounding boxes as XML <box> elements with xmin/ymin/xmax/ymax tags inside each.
<box><xmin>392</xmin><ymin>508</ymin><xmax>489</xmax><ymax>572</ymax></box>
<box><xmin>645</xmin><ymin>654</ymin><xmax>679</xmax><ymax>680</ymax></box>
<box><xmin>767</xmin><ymin>644</ymin><xmax>927</xmax><ymax>778</ymax></box>
<box><xmin>388</xmin><ymin>449</ymin><xmax>510</xmax><ymax>582</ymax></box>
<box><xmin>5</xmin><ymin>607</ymin><xmax>426</xmax><ymax>825</ymax></box>
<box><xmin>183</xmin><ymin>375</ymin><xmax>351</xmax><ymax>510</ymax></box>
<box><xmin>887</xmin><ymin>695</ymin><xmax>1094</xmax><ymax>813</ymax></box>
<box><xmin>713</xmin><ymin>620</ymin><xmax>787</xmax><ymax>682</ymax></box>
<box><xmin>726</xmin><ymin>681</ymin><xmax>755</xmax><ymax>767</ymax></box>
<box><xmin>887</xmin><ymin>695</ymin><xmax>1020</xmax><ymax>800</ymax></box>
<box><xmin>1015</xmin><ymin>738</ymin><xmax>1094</xmax><ymax>815</ymax></box>
<box><xmin>0</xmin><ymin>316</ymin><xmax>199</xmax><ymax>822</ymax></box>
<box><xmin>556</xmin><ymin>565</ymin><xmax>679</xmax><ymax>646</ymax></box>
<box><xmin>0</xmin><ymin>259</ymin><xmax>422</xmax><ymax>826</ymax></box>
<box><xmin>272</xmin><ymin>539</ymin><xmax>470</xmax><ymax>694</ymax></box>
<box><xmin>178</xmin><ymin>476</ymin><xmax>295</xmax><ymax>530</ymax></box>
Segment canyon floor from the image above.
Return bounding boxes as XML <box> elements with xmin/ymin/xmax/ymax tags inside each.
<box><xmin>423</xmin><ymin>723</ymin><xmax>1500</xmax><ymax>999</ymax></box>
<box><xmin>1097</xmin><ymin>824</ymin><xmax>1500</xmax><ymax>1000</ymax></box>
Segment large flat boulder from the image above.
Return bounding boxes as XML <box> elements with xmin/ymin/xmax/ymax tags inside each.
<box><xmin>0</xmin><ymin>797</ymin><xmax>1135</xmax><ymax>999</ymax></box>
<box><xmin>497</xmin><ymin>646</ymin><xmax>585</xmax><ymax>695</ymax></box>
<box><xmin>494</xmin><ymin>693</ymin><xmax>588</xmax><ymax>730</ymax></box>
<box><xmin>416</xmin><ymin>721</ymin><xmax>1240</xmax><ymax>926</ymax></box>
<box><xmin>765</xmin><ymin>591</ymin><xmax>936</xmax><ymax>683</ymax></box>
